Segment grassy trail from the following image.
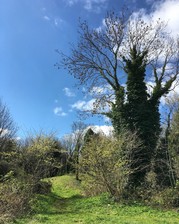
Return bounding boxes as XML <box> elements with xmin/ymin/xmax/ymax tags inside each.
<box><xmin>15</xmin><ymin>175</ymin><xmax>179</xmax><ymax>224</ymax></box>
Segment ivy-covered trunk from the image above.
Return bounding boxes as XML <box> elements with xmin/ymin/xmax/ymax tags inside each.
<box><xmin>110</xmin><ymin>87</ymin><xmax>125</xmax><ymax>134</ymax></box>
<box><xmin>120</xmin><ymin>46</ymin><xmax>161</xmax><ymax>187</ymax></box>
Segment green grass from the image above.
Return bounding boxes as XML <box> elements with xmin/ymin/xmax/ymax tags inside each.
<box><xmin>14</xmin><ymin>175</ymin><xmax>179</xmax><ymax>224</ymax></box>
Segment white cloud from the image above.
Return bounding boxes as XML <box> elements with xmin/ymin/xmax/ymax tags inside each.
<box><xmin>71</xmin><ymin>97</ymin><xmax>112</xmax><ymax>114</ymax></box>
<box><xmin>65</xmin><ymin>0</ymin><xmax>108</xmax><ymax>12</ymax></box>
<box><xmin>0</xmin><ymin>128</ymin><xmax>10</xmax><ymax>137</ymax></box>
<box><xmin>42</xmin><ymin>11</ymin><xmax>64</xmax><ymax>28</ymax></box>
<box><xmin>43</xmin><ymin>15</ymin><xmax>50</xmax><ymax>21</ymax></box>
<box><xmin>151</xmin><ymin>0</ymin><xmax>179</xmax><ymax>36</ymax></box>
<box><xmin>63</xmin><ymin>125</ymin><xmax>114</xmax><ymax>143</ymax></box>
<box><xmin>54</xmin><ymin>18</ymin><xmax>59</xmax><ymax>26</ymax></box>
<box><xmin>54</xmin><ymin>18</ymin><xmax>64</xmax><ymax>27</ymax></box>
<box><xmin>146</xmin><ymin>78</ymin><xmax>179</xmax><ymax>105</ymax></box>
<box><xmin>136</xmin><ymin>0</ymin><xmax>179</xmax><ymax>37</ymax></box>
<box><xmin>103</xmin><ymin>116</ymin><xmax>111</xmax><ymax>123</ymax></box>
<box><xmin>63</xmin><ymin>87</ymin><xmax>76</xmax><ymax>97</ymax></box>
<box><xmin>54</xmin><ymin>107</ymin><xmax>67</xmax><ymax>116</ymax></box>
<box><xmin>160</xmin><ymin>80</ymin><xmax>179</xmax><ymax>105</ymax></box>
<box><xmin>71</xmin><ymin>99</ymin><xmax>95</xmax><ymax>111</ymax></box>
<box><xmin>16</xmin><ymin>136</ymin><xmax>21</xmax><ymax>141</ymax></box>
<box><xmin>65</xmin><ymin>0</ymin><xmax>77</xmax><ymax>6</ymax></box>
<box><xmin>91</xmin><ymin>125</ymin><xmax>114</xmax><ymax>136</ymax></box>
<box><xmin>89</xmin><ymin>85</ymin><xmax>112</xmax><ymax>95</ymax></box>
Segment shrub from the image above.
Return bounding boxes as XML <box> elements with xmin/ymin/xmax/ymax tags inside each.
<box><xmin>0</xmin><ymin>170</ymin><xmax>52</xmax><ymax>222</ymax></box>
<box><xmin>151</xmin><ymin>181</ymin><xmax>179</xmax><ymax>208</ymax></box>
<box><xmin>32</xmin><ymin>180</ymin><xmax>52</xmax><ymax>194</ymax></box>
<box><xmin>21</xmin><ymin>134</ymin><xmax>67</xmax><ymax>180</ymax></box>
<box><xmin>0</xmin><ymin>176</ymin><xmax>35</xmax><ymax>223</ymax></box>
<box><xmin>80</xmin><ymin>130</ymin><xmax>142</xmax><ymax>200</ymax></box>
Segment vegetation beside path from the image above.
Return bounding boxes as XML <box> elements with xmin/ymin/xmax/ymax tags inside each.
<box><xmin>15</xmin><ymin>175</ymin><xmax>179</xmax><ymax>224</ymax></box>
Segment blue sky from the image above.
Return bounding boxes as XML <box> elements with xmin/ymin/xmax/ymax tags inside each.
<box><xmin>0</xmin><ymin>0</ymin><xmax>179</xmax><ymax>138</ymax></box>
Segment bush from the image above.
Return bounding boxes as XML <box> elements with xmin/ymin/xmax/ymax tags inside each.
<box><xmin>151</xmin><ymin>181</ymin><xmax>179</xmax><ymax>208</ymax></box>
<box><xmin>80</xmin><ymin>130</ymin><xmax>142</xmax><ymax>200</ymax></box>
<box><xmin>0</xmin><ymin>176</ymin><xmax>35</xmax><ymax>223</ymax></box>
<box><xmin>21</xmin><ymin>134</ymin><xmax>67</xmax><ymax>179</ymax></box>
<box><xmin>32</xmin><ymin>180</ymin><xmax>52</xmax><ymax>194</ymax></box>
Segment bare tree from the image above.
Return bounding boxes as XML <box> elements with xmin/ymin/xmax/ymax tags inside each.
<box><xmin>62</xmin><ymin>121</ymin><xmax>88</xmax><ymax>180</ymax></box>
<box><xmin>0</xmin><ymin>100</ymin><xmax>17</xmax><ymax>152</ymax></box>
<box><xmin>58</xmin><ymin>12</ymin><xmax>179</xmax><ymax>117</ymax></box>
<box><xmin>72</xmin><ymin>121</ymin><xmax>89</xmax><ymax>180</ymax></box>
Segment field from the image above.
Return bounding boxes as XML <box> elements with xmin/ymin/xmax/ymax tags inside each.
<box><xmin>14</xmin><ymin>175</ymin><xmax>179</xmax><ymax>224</ymax></box>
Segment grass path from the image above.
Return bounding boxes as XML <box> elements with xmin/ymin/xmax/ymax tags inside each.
<box><xmin>15</xmin><ymin>175</ymin><xmax>179</xmax><ymax>224</ymax></box>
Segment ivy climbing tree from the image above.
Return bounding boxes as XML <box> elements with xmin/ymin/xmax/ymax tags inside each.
<box><xmin>57</xmin><ymin>11</ymin><xmax>179</xmax><ymax>187</ymax></box>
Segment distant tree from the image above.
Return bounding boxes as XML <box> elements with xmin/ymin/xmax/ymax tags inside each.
<box><xmin>0</xmin><ymin>99</ymin><xmax>17</xmax><ymax>152</ymax></box>
<box><xmin>169</xmin><ymin>100</ymin><xmax>179</xmax><ymax>180</ymax></box>
<box><xmin>58</xmin><ymin>11</ymin><xmax>179</xmax><ymax>186</ymax></box>
<box><xmin>61</xmin><ymin>133</ymin><xmax>76</xmax><ymax>173</ymax></box>
<box><xmin>152</xmin><ymin>95</ymin><xmax>179</xmax><ymax>188</ymax></box>
<box><xmin>71</xmin><ymin>121</ymin><xmax>88</xmax><ymax>180</ymax></box>
<box><xmin>61</xmin><ymin>123</ymin><xmax>93</xmax><ymax>176</ymax></box>
<box><xmin>0</xmin><ymin>100</ymin><xmax>17</xmax><ymax>178</ymax></box>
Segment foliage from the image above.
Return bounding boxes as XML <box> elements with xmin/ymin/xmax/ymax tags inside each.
<box><xmin>79</xmin><ymin>130</ymin><xmax>142</xmax><ymax>199</ymax></box>
<box><xmin>21</xmin><ymin>134</ymin><xmax>67</xmax><ymax>180</ymax></box>
<box><xmin>0</xmin><ymin>132</ymin><xmax>66</xmax><ymax>222</ymax></box>
<box><xmin>153</xmin><ymin>137</ymin><xmax>176</xmax><ymax>188</ymax></box>
<box><xmin>169</xmin><ymin>106</ymin><xmax>179</xmax><ymax>180</ymax></box>
<box><xmin>151</xmin><ymin>181</ymin><xmax>179</xmax><ymax>208</ymax></box>
<box><xmin>0</xmin><ymin>175</ymin><xmax>35</xmax><ymax>223</ymax></box>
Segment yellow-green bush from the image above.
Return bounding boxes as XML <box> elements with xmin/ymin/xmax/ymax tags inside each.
<box><xmin>0</xmin><ymin>176</ymin><xmax>35</xmax><ymax>223</ymax></box>
<box><xmin>151</xmin><ymin>181</ymin><xmax>179</xmax><ymax>208</ymax></box>
<box><xmin>80</xmin><ymin>130</ymin><xmax>141</xmax><ymax>200</ymax></box>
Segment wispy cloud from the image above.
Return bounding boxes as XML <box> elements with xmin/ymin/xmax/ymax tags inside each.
<box><xmin>65</xmin><ymin>0</ymin><xmax>108</xmax><ymax>12</ymax></box>
<box><xmin>54</xmin><ymin>18</ymin><xmax>64</xmax><ymax>27</ymax></box>
<box><xmin>63</xmin><ymin>87</ymin><xmax>76</xmax><ymax>97</ymax></box>
<box><xmin>54</xmin><ymin>107</ymin><xmax>67</xmax><ymax>116</ymax></box>
<box><xmin>41</xmin><ymin>7</ymin><xmax>46</xmax><ymax>12</ymax></box>
<box><xmin>71</xmin><ymin>99</ymin><xmax>95</xmax><ymax>111</ymax></box>
<box><xmin>42</xmin><ymin>8</ymin><xmax>64</xmax><ymax>28</ymax></box>
<box><xmin>43</xmin><ymin>15</ymin><xmax>50</xmax><ymax>21</ymax></box>
<box><xmin>65</xmin><ymin>0</ymin><xmax>78</xmax><ymax>6</ymax></box>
